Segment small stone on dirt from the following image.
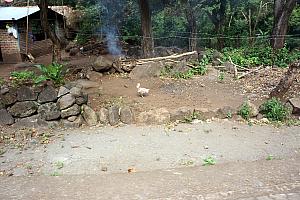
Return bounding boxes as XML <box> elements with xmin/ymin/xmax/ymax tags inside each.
<box><xmin>61</xmin><ymin>115</ymin><xmax>84</xmax><ymax>128</ymax></box>
<box><xmin>76</xmin><ymin>94</ymin><xmax>88</xmax><ymax>105</ymax></box>
<box><xmin>170</xmin><ymin>107</ymin><xmax>193</xmax><ymax>121</ymax></box>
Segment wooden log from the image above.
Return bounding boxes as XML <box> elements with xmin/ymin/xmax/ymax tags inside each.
<box><xmin>237</xmin><ymin>66</ymin><xmax>263</xmax><ymax>79</ymax></box>
<box><xmin>138</xmin><ymin>51</ymin><xmax>197</xmax><ymax>62</ymax></box>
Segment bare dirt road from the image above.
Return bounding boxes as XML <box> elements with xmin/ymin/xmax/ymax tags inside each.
<box><xmin>0</xmin><ymin>121</ymin><xmax>299</xmax><ymax>199</ymax></box>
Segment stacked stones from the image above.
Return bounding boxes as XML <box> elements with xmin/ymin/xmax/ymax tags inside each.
<box><xmin>0</xmin><ymin>84</ymin><xmax>91</xmax><ymax>128</ymax></box>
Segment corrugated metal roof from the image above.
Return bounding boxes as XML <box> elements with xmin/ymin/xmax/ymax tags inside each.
<box><xmin>0</xmin><ymin>6</ymin><xmax>40</xmax><ymax>21</ymax></box>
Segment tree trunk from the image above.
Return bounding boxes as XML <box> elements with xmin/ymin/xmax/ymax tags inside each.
<box><xmin>206</xmin><ymin>0</ymin><xmax>227</xmax><ymax>50</ymax></box>
<box><xmin>37</xmin><ymin>0</ymin><xmax>62</xmax><ymax>62</ymax></box>
<box><xmin>270</xmin><ymin>0</ymin><xmax>296</xmax><ymax>49</ymax></box>
<box><xmin>270</xmin><ymin>60</ymin><xmax>300</xmax><ymax>99</ymax></box>
<box><xmin>138</xmin><ymin>0</ymin><xmax>154</xmax><ymax>58</ymax></box>
<box><xmin>182</xmin><ymin>0</ymin><xmax>197</xmax><ymax>51</ymax></box>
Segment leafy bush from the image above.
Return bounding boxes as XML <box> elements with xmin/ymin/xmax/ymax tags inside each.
<box><xmin>259</xmin><ymin>98</ymin><xmax>290</xmax><ymax>121</ymax></box>
<box><xmin>35</xmin><ymin>63</ymin><xmax>65</xmax><ymax>85</ymax></box>
<box><xmin>222</xmin><ymin>46</ymin><xmax>300</xmax><ymax>68</ymax></box>
<box><xmin>238</xmin><ymin>103</ymin><xmax>251</xmax><ymax>120</ymax></box>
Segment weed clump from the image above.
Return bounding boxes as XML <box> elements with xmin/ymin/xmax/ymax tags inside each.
<box><xmin>259</xmin><ymin>98</ymin><xmax>290</xmax><ymax>122</ymax></box>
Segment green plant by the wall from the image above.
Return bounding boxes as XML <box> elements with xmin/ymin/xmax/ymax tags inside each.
<box><xmin>260</xmin><ymin>98</ymin><xmax>290</xmax><ymax>122</ymax></box>
<box><xmin>35</xmin><ymin>63</ymin><xmax>65</xmax><ymax>85</ymax></box>
<box><xmin>183</xmin><ymin>110</ymin><xmax>200</xmax><ymax>123</ymax></box>
<box><xmin>10</xmin><ymin>70</ymin><xmax>36</xmax><ymax>86</ymax></box>
<box><xmin>238</xmin><ymin>102</ymin><xmax>251</xmax><ymax>120</ymax></box>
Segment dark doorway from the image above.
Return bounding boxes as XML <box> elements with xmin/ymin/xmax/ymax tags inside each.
<box><xmin>0</xmin><ymin>46</ymin><xmax>3</xmax><ymax>62</ymax></box>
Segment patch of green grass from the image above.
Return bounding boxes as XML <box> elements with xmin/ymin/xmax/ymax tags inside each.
<box><xmin>183</xmin><ymin>110</ymin><xmax>200</xmax><ymax>123</ymax></box>
<box><xmin>55</xmin><ymin>161</ymin><xmax>64</xmax><ymax>169</ymax></box>
<box><xmin>50</xmin><ymin>171</ymin><xmax>62</xmax><ymax>176</ymax></box>
<box><xmin>203</xmin><ymin>156</ymin><xmax>216</xmax><ymax>166</ymax></box>
<box><xmin>260</xmin><ymin>98</ymin><xmax>290</xmax><ymax>122</ymax></box>
<box><xmin>238</xmin><ymin>102</ymin><xmax>251</xmax><ymax>120</ymax></box>
<box><xmin>266</xmin><ymin>155</ymin><xmax>274</xmax><ymax>161</ymax></box>
<box><xmin>226</xmin><ymin>111</ymin><xmax>232</xmax><ymax>119</ymax></box>
<box><xmin>218</xmin><ymin>72</ymin><xmax>225</xmax><ymax>82</ymax></box>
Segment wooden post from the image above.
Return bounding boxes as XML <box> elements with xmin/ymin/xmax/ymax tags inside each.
<box><xmin>25</xmin><ymin>0</ymin><xmax>29</xmax><ymax>55</ymax></box>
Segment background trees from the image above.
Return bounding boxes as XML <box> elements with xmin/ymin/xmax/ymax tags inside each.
<box><xmin>34</xmin><ymin>0</ymin><xmax>300</xmax><ymax>58</ymax></box>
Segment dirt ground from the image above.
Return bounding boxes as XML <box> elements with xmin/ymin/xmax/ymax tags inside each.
<box><xmin>1</xmin><ymin>53</ymin><xmax>299</xmax><ymax>114</ymax></box>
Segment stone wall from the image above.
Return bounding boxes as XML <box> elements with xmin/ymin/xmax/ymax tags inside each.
<box><xmin>0</xmin><ymin>84</ymin><xmax>91</xmax><ymax>128</ymax></box>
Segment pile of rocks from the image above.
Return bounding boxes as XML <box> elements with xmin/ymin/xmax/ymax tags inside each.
<box><xmin>0</xmin><ymin>84</ymin><xmax>92</xmax><ymax>128</ymax></box>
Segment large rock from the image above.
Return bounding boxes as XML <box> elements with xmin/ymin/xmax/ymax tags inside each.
<box><xmin>76</xmin><ymin>94</ymin><xmax>88</xmax><ymax>105</ymax></box>
<box><xmin>38</xmin><ymin>103</ymin><xmax>61</xmax><ymax>121</ymax></box>
<box><xmin>136</xmin><ymin>108</ymin><xmax>170</xmax><ymax>124</ymax></box>
<box><xmin>0</xmin><ymin>88</ymin><xmax>17</xmax><ymax>106</ymax></box>
<box><xmin>129</xmin><ymin>62</ymin><xmax>164</xmax><ymax>79</ymax></box>
<box><xmin>9</xmin><ymin>101</ymin><xmax>38</xmax><ymax>118</ymax></box>
<box><xmin>286</xmin><ymin>98</ymin><xmax>300</xmax><ymax>115</ymax></box>
<box><xmin>70</xmin><ymin>87</ymin><xmax>82</xmax><ymax>97</ymax></box>
<box><xmin>17</xmin><ymin>86</ymin><xmax>37</xmax><ymax>101</ymax></box>
<box><xmin>58</xmin><ymin>94</ymin><xmax>75</xmax><ymax>110</ymax></box>
<box><xmin>57</xmin><ymin>86</ymin><xmax>70</xmax><ymax>98</ymax></box>
<box><xmin>61</xmin><ymin>104</ymin><xmax>81</xmax><ymax>118</ymax></box>
<box><xmin>120</xmin><ymin>106</ymin><xmax>134</xmax><ymax>124</ymax></box>
<box><xmin>93</xmin><ymin>56</ymin><xmax>114</xmax><ymax>72</ymax></box>
<box><xmin>97</xmin><ymin>108</ymin><xmax>109</xmax><ymax>125</ymax></box>
<box><xmin>108</xmin><ymin>106</ymin><xmax>120</xmax><ymax>126</ymax></box>
<box><xmin>0</xmin><ymin>85</ymin><xmax>9</xmax><ymax>95</ymax></box>
<box><xmin>13</xmin><ymin>114</ymin><xmax>58</xmax><ymax>129</ymax></box>
<box><xmin>82</xmin><ymin>105</ymin><xmax>98</xmax><ymax>126</ymax></box>
<box><xmin>61</xmin><ymin>115</ymin><xmax>84</xmax><ymax>128</ymax></box>
<box><xmin>170</xmin><ymin>107</ymin><xmax>193</xmax><ymax>121</ymax></box>
<box><xmin>0</xmin><ymin>109</ymin><xmax>14</xmax><ymax>125</ymax></box>
<box><xmin>38</xmin><ymin>86</ymin><xmax>57</xmax><ymax>103</ymax></box>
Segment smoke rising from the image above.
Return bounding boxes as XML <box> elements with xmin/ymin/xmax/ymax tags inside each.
<box><xmin>100</xmin><ymin>0</ymin><xmax>124</xmax><ymax>55</ymax></box>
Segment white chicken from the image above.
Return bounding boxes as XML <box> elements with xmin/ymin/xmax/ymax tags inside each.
<box><xmin>136</xmin><ymin>83</ymin><xmax>150</xmax><ymax>97</ymax></box>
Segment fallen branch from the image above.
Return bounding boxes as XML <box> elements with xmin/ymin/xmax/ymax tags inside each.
<box><xmin>138</xmin><ymin>51</ymin><xmax>197</xmax><ymax>62</ymax></box>
<box><xmin>237</xmin><ymin>65</ymin><xmax>263</xmax><ymax>79</ymax></box>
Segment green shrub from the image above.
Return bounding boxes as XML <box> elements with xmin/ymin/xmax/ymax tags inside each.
<box><xmin>10</xmin><ymin>70</ymin><xmax>36</xmax><ymax>85</ymax></box>
<box><xmin>260</xmin><ymin>98</ymin><xmax>290</xmax><ymax>121</ymax></box>
<box><xmin>222</xmin><ymin>46</ymin><xmax>300</xmax><ymax>68</ymax></box>
<box><xmin>238</xmin><ymin>103</ymin><xmax>251</xmax><ymax>120</ymax></box>
<box><xmin>35</xmin><ymin>63</ymin><xmax>65</xmax><ymax>85</ymax></box>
